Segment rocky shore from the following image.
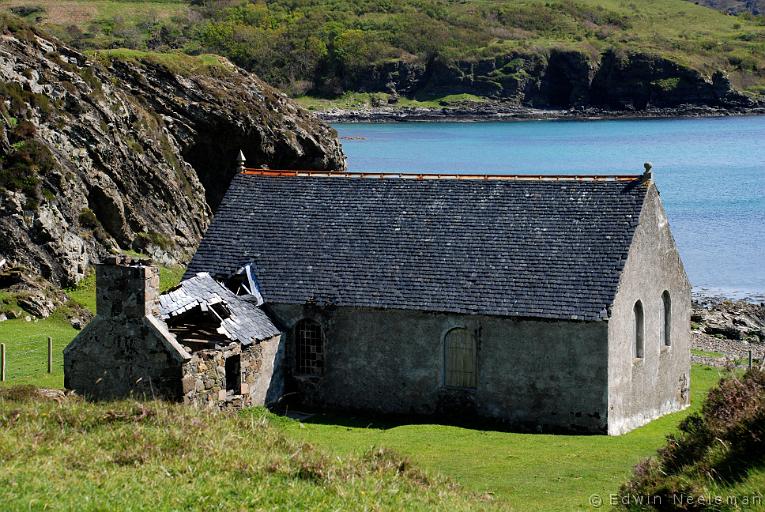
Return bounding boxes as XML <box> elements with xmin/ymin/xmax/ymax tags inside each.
<box><xmin>691</xmin><ymin>298</ymin><xmax>765</xmax><ymax>368</ymax></box>
<box><xmin>316</xmin><ymin>102</ymin><xmax>765</xmax><ymax>123</ymax></box>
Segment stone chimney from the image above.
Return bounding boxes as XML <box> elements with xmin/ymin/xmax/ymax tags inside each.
<box><xmin>96</xmin><ymin>255</ymin><xmax>159</xmax><ymax>319</ymax></box>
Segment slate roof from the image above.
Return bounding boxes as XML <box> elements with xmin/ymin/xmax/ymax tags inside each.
<box><xmin>159</xmin><ymin>273</ymin><xmax>280</xmax><ymax>344</ymax></box>
<box><xmin>185</xmin><ymin>172</ymin><xmax>650</xmax><ymax>321</ymax></box>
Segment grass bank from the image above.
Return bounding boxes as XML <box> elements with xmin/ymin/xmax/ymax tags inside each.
<box><xmin>295</xmin><ymin>92</ymin><xmax>488</xmax><ymax>112</ymax></box>
<box><xmin>0</xmin><ymin>388</ymin><xmax>482</xmax><ymax>511</ymax></box>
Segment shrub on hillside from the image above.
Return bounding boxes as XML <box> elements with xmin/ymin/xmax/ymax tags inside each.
<box><xmin>618</xmin><ymin>368</ymin><xmax>765</xmax><ymax>510</ymax></box>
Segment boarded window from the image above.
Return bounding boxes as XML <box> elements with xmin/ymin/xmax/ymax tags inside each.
<box><xmin>661</xmin><ymin>291</ymin><xmax>672</xmax><ymax>347</ymax></box>
<box><xmin>634</xmin><ymin>300</ymin><xmax>644</xmax><ymax>359</ymax></box>
<box><xmin>225</xmin><ymin>355</ymin><xmax>241</xmax><ymax>393</ymax></box>
<box><xmin>295</xmin><ymin>319</ymin><xmax>324</xmax><ymax>376</ymax></box>
<box><xmin>444</xmin><ymin>328</ymin><xmax>477</xmax><ymax>388</ymax></box>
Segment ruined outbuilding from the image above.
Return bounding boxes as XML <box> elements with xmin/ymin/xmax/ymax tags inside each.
<box><xmin>64</xmin><ymin>256</ymin><xmax>282</xmax><ymax>409</ymax></box>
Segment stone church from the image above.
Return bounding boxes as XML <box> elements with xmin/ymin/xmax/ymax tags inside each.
<box><xmin>66</xmin><ymin>165</ymin><xmax>690</xmax><ymax>435</ymax></box>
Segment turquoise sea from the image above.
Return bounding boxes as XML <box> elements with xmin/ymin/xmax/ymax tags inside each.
<box><xmin>333</xmin><ymin>117</ymin><xmax>765</xmax><ymax>300</ymax></box>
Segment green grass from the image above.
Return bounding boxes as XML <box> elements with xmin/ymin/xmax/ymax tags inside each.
<box><xmin>0</xmin><ymin>313</ymin><xmax>76</xmax><ymax>388</ymax></box>
<box><xmin>0</xmin><ymin>263</ymin><xmax>185</xmax><ymax>388</ymax></box>
<box><xmin>0</xmin><ymin>366</ymin><xmax>737</xmax><ymax>511</ymax></box>
<box><xmin>88</xmin><ymin>49</ymin><xmax>233</xmax><ymax>77</ymax></box>
<box><xmin>0</xmin><ymin>390</ymin><xmax>483</xmax><ymax>511</ymax></box>
<box><xmin>714</xmin><ymin>468</ymin><xmax>765</xmax><ymax>510</ymax></box>
<box><xmin>296</xmin><ymin>92</ymin><xmax>487</xmax><ymax>111</ymax></box>
<box><xmin>691</xmin><ymin>348</ymin><xmax>725</xmax><ymax>358</ymax></box>
<box><xmin>261</xmin><ymin>365</ymin><xmax>728</xmax><ymax>511</ymax></box>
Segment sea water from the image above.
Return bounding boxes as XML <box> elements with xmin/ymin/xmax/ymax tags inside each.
<box><xmin>333</xmin><ymin>117</ymin><xmax>765</xmax><ymax>300</ymax></box>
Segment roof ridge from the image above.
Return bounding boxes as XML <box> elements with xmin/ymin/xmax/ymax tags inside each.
<box><xmin>241</xmin><ymin>168</ymin><xmax>641</xmax><ymax>182</ymax></box>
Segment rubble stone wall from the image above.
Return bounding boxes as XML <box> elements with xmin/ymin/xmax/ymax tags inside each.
<box><xmin>181</xmin><ymin>339</ymin><xmax>281</xmax><ymax>409</ymax></box>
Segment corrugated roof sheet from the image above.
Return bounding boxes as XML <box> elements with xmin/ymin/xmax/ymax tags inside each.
<box><xmin>185</xmin><ymin>173</ymin><xmax>649</xmax><ymax>321</ymax></box>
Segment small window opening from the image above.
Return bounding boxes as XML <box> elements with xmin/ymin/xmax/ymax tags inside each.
<box><xmin>295</xmin><ymin>319</ymin><xmax>324</xmax><ymax>376</ymax></box>
<box><xmin>661</xmin><ymin>291</ymin><xmax>672</xmax><ymax>347</ymax></box>
<box><xmin>634</xmin><ymin>300</ymin><xmax>644</xmax><ymax>359</ymax></box>
<box><xmin>444</xmin><ymin>327</ymin><xmax>477</xmax><ymax>388</ymax></box>
<box><xmin>225</xmin><ymin>354</ymin><xmax>241</xmax><ymax>393</ymax></box>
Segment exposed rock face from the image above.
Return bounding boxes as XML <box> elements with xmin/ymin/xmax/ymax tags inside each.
<box><xmin>340</xmin><ymin>49</ymin><xmax>755</xmax><ymax>111</ymax></box>
<box><xmin>687</xmin><ymin>0</ymin><xmax>763</xmax><ymax>15</ymax></box>
<box><xmin>693</xmin><ymin>299</ymin><xmax>765</xmax><ymax>343</ymax></box>
<box><xmin>691</xmin><ymin>299</ymin><xmax>765</xmax><ymax>367</ymax></box>
<box><xmin>0</xmin><ymin>21</ymin><xmax>345</xmax><ymax>287</ymax></box>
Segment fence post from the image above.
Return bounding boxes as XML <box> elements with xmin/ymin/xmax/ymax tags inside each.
<box><xmin>1</xmin><ymin>343</ymin><xmax>5</xmax><ymax>382</ymax></box>
<box><xmin>47</xmin><ymin>337</ymin><xmax>53</xmax><ymax>374</ymax></box>
<box><xmin>748</xmin><ymin>350</ymin><xmax>753</xmax><ymax>370</ymax></box>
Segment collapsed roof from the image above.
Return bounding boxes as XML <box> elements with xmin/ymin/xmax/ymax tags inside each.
<box><xmin>159</xmin><ymin>272</ymin><xmax>279</xmax><ymax>347</ymax></box>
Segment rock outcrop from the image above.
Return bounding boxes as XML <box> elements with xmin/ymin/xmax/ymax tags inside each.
<box><xmin>691</xmin><ymin>299</ymin><xmax>765</xmax><ymax>367</ymax></box>
<box><xmin>336</xmin><ymin>49</ymin><xmax>756</xmax><ymax>111</ymax></box>
<box><xmin>688</xmin><ymin>0</ymin><xmax>763</xmax><ymax>15</ymax></box>
<box><xmin>693</xmin><ymin>300</ymin><xmax>765</xmax><ymax>343</ymax></box>
<box><xmin>0</xmin><ymin>17</ymin><xmax>345</xmax><ymax>288</ymax></box>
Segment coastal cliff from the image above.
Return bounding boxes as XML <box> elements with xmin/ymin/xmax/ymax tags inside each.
<box><xmin>315</xmin><ymin>48</ymin><xmax>761</xmax><ymax>121</ymax></box>
<box><xmin>336</xmin><ymin>49</ymin><xmax>754</xmax><ymax>110</ymax></box>
<box><xmin>0</xmin><ymin>17</ymin><xmax>345</xmax><ymax>288</ymax></box>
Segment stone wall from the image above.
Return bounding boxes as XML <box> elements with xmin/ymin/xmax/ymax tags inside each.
<box><xmin>607</xmin><ymin>182</ymin><xmax>692</xmax><ymax>435</ymax></box>
<box><xmin>180</xmin><ymin>337</ymin><xmax>282</xmax><ymax>409</ymax></box>
<box><xmin>267</xmin><ymin>303</ymin><xmax>610</xmax><ymax>433</ymax></box>
<box><xmin>64</xmin><ymin>259</ymin><xmax>191</xmax><ymax>400</ymax></box>
<box><xmin>182</xmin><ymin>343</ymin><xmax>251</xmax><ymax>408</ymax></box>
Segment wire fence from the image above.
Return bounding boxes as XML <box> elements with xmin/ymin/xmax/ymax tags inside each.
<box><xmin>0</xmin><ymin>337</ymin><xmax>57</xmax><ymax>382</ymax></box>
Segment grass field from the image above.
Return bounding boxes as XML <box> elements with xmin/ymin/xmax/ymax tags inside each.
<box><xmin>691</xmin><ymin>348</ymin><xmax>725</xmax><ymax>358</ymax></box>
<box><xmin>259</xmin><ymin>365</ymin><xmax>742</xmax><ymax>511</ymax></box>
<box><xmin>0</xmin><ymin>388</ymin><xmax>484</xmax><ymax>511</ymax></box>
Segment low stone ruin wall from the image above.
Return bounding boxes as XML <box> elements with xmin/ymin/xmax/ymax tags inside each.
<box><xmin>181</xmin><ymin>342</ymin><xmax>263</xmax><ymax>409</ymax></box>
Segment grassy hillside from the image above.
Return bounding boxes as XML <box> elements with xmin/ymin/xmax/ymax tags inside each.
<box><xmin>618</xmin><ymin>368</ymin><xmax>765</xmax><ymax>510</ymax></box>
<box><xmin>2</xmin><ymin>0</ymin><xmax>765</xmax><ymax>97</ymax></box>
<box><xmin>0</xmin><ymin>388</ymin><xmax>483</xmax><ymax>511</ymax></box>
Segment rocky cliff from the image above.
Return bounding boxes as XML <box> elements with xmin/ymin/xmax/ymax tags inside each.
<box><xmin>340</xmin><ymin>49</ymin><xmax>756</xmax><ymax>111</ymax></box>
<box><xmin>0</xmin><ymin>16</ymin><xmax>345</xmax><ymax>288</ymax></box>
<box><xmin>688</xmin><ymin>0</ymin><xmax>763</xmax><ymax>15</ymax></box>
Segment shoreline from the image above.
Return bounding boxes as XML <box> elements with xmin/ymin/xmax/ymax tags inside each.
<box><xmin>316</xmin><ymin>103</ymin><xmax>765</xmax><ymax>123</ymax></box>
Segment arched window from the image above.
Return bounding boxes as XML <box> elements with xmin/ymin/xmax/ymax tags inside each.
<box><xmin>294</xmin><ymin>319</ymin><xmax>324</xmax><ymax>376</ymax></box>
<box><xmin>661</xmin><ymin>291</ymin><xmax>672</xmax><ymax>347</ymax></box>
<box><xmin>444</xmin><ymin>327</ymin><xmax>477</xmax><ymax>388</ymax></box>
<box><xmin>634</xmin><ymin>300</ymin><xmax>644</xmax><ymax>359</ymax></box>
